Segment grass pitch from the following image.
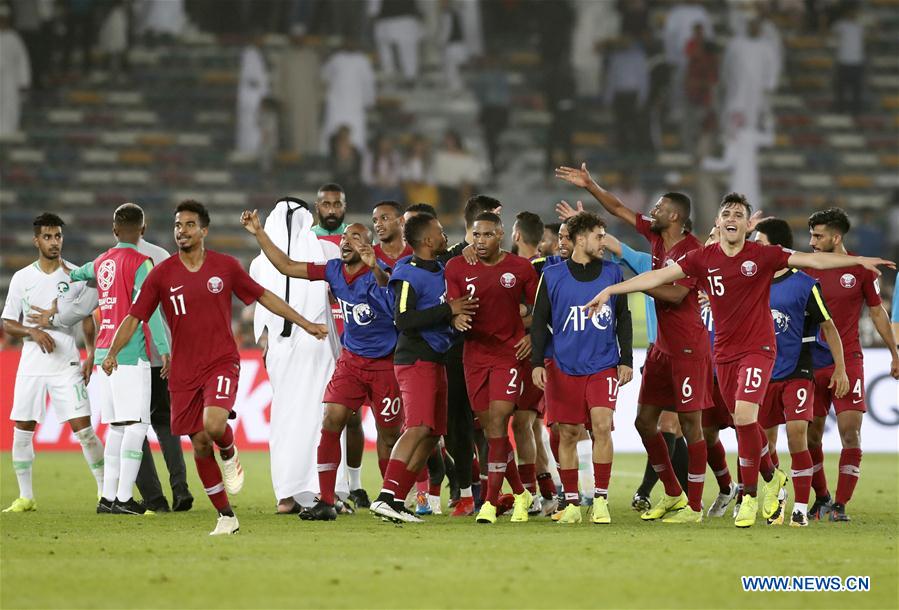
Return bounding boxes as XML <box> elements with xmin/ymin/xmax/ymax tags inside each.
<box><xmin>1</xmin><ymin>451</ymin><xmax>896</xmax><ymax>609</ymax></box>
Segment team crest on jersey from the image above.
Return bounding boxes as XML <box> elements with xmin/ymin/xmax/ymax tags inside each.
<box><xmin>740</xmin><ymin>260</ymin><xmax>758</xmax><ymax>277</ymax></box>
<box><xmin>500</xmin><ymin>272</ymin><xmax>516</xmax><ymax>288</ymax></box>
<box><xmin>56</xmin><ymin>281</ymin><xmax>70</xmax><ymax>295</ymax></box>
<box><xmin>771</xmin><ymin>309</ymin><xmax>790</xmax><ymax>335</ymax></box>
<box><xmin>840</xmin><ymin>273</ymin><xmax>856</xmax><ymax>289</ymax></box>
<box><xmin>207</xmin><ymin>276</ymin><xmax>224</xmax><ymax>293</ymax></box>
<box><xmin>97</xmin><ymin>259</ymin><xmax>116</xmax><ymax>291</ymax></box>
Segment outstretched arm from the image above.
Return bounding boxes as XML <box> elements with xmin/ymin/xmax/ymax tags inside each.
<box><xmin>555</xmin><ymin>163</ymin><xmax>637</xmax><ymax>226</ymax></box>
<box><xmin>240</xmin><ymin>209</ymin><xmax>311</xmax><ymax>279</ymax></box>
<box><xmin>257</xmin><ymin>289</ymin><xmax>328</xmax><ymax>340</ymax></box>
<box><xmin>787</xmin><ymin>251</ymin><xmax>895</xmax><ymax>277</ymax></box>
<box><xmin>584</xmin><ymin>264</ymin><xmax>687</xmax><ymax>317</ymax></box>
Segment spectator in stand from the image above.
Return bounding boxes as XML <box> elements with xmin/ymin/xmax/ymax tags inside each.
<box><xmin>720</xmin><ymin>18</ymin><xmax>778</xmax><ymax>131</ymax></box>
<box><xmin>371</xmin><ymin>0</ymin><xmax>422</xmax><ymax>86</ymax></box>
<box><xmin>328</xmin><ymin>125</ymin><xmax>365</xmax><ymax>207</ymax></box>
<box><xmin>682</xmin><ymin>23</ymin><xmax>719</xmax><ymax>151</ymax></box>
<box><xmin>134</xmin><ymin>0</ymin><xmax>187</xmax><ymax>42</ymax></box>
<box><xmin>400</xmin><ymin>134</ymin><xmax>437</xmax><ymax>204</ymax></box>
<box><xmin>258</xmin><ymin>96</ymin><xmax>280</xmax><ymax>174</ymax></box>
<box><xmin>605</xmin><ymin>36</ymin><xmax>650</xmax><ymax>156</ymax></box>
<box><xmin>320</xmin><ymin>40</ymin><xmax>375</xmax><ymax>152</ymax></box>
<box><xmin>98</xmin><ymin>0</ymin><xmax>129</xmax><ymax>81</ymax></box>
<box><xmin>663</xmin><ymin>1</ymin><xmax>712</xmax><ymax>121</ymax></box>
<box><xmin>235</xmin><ymin>35</ymin><xmax>270</xmax><ymax>156</ymax></box>
<box><xmin>363</xmin><ymin>133</ymin><xmax>404</xmax><ymax>203</ymax></box>
<box><xmin>272</xmin><ymin>26</ymin><xmax>321</xmax><ymax>156</ymax></box>
<box><xmin>570</xmin><ymin>0</ymin><xmax>620</xmax><ymax>99</ymax></box>
<box><xmin>11</xmin><ymin>0</ymin><xmax>53</xmax><ymax>90</ymax></box>
<box><xmin>61</xmin><ymin>0</ymin><xmax>97</xmax><ymax>75</ymax></box>
<box><xmin>0</xmin><ymin>6</ymin><xmax>30</xmax><ymax>137</ymax></box>
<box><xmin>441</xmin><ymin>0</ymin><xmax>468</xmax><ymax>91</ymax></box>
<box><xmin>832</xmin><ymin>4</ymin><xmax>865</xmax><ymax>115</ymax></box>
<box><xmin>544</xmin><ymin>59</ymin><xmax>576</xmax><ymax>179</ymax></box>
<box><xmin>471</xmin><ymin>54</ymin><xmax>510</xmax><ymax>181</ymax></box>
<box><xmin>432</xmin><ymin>129</ymin><xmax>483</xmax><ymax>214</ymax></box>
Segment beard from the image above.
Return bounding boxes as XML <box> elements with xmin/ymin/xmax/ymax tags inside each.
<box><xmin>320</xmin><ymin>213</ymin><xmax>345</xmax><ymax>231</ymax></box>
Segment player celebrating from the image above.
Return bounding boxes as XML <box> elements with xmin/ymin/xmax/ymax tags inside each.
<box><xmin>240</xmin><ymin>212</ymin><xmax>401</xmax><ymax>521</ymax></box>
<box><xmin>531</xmin><ymin>212</ymin><xmax>633</xmax><ymax>524</ymax></box>
<box><xmin>445</xmin><ymin>211</ymin><xmax>539</xmax><ymax>524</ymax></box>
<box><xmin>805</xmin><ymin>208</ymin><xmax>899</xmax><ymax>521</ymax></box>
<box><xmin>585</xmin><ymin>193</ymin><xmax>894</xmax><ymax>527</ymax></box>
<box><xmin>370</xmin><ymin>214</ymin><xmax>478</xmax><ymax>523</ymax></box>
<box><xmin>754</xmin><ymin>219</ymin><xmax>849</xmax><ymax>527</ymax></box>
<box><xmin>2</xmin><ymin>213</ymin><xmax>105</xmax><ymax>512</ymax></box>
<box><xmin>372</xmin><ymin>200</ymin><xmax>412</xmax><ymax>270</ymax></box>
<box><xmin>557</xmin><ymin>163</ymin><xmax>711</xmax><ymax>524</ymax></box>
<box><xmin>69</xmin><ymin>203</ymin><xmax>172</xmax><ymax>515</ymax></box>
<box><xmin>102</xmin><ymin>200</ymin><xmax>328</xmax><ymax>535</ymax></box>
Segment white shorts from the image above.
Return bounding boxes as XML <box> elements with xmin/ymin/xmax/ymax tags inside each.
<box><xmin>92</xmin><ymin>361</ymin><xmax>151</xmax><ymax>424</ymax></box>
<box><xmin>11</xmin><ymin>367</ymin><xmax>91</xmax><ymax>424</ymax></box>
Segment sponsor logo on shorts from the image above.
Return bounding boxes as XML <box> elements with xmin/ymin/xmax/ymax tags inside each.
<box><xmin>207</xmin><ymin>276</ymin><xmax>224</xmax><ymax>294</ymax></box>
<box><xmin>97</xmin><ymin>259</ymin><xmax>116</xmax><ymax>291</ymax></box>
<box><xmin>840</xmin><ymin>273</ymin><xmax>856</xmax><ymax>289</ymax></box>
<box><xmin>500</xmin><ymin>272</ymin><xmax>516</xmax><ymax>288</ymax></box>
<box><xmin>741</xmin><ymin>261</ymin><xmax>758</xmax><ymax>277</ymax></box>
<box><xmin>795</xmin><ymin>408</ymin><xmax>807</xmax><ymax>414</ymax></box>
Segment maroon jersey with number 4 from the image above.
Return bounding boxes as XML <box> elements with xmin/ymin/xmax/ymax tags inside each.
<box><xmin>679</xmin><ymin>241</ymin><xmax>791</xmax><ymax>363</ymax></box>
<box><xmin>445</xmin><ymin>253</ymin><xmax>538</xmax><ymax>367</ymax></box>
<box><xmin>129</xmin><ymin>250</ymin><xmax>265</xmax><ymax>391</ymax></box>
<box><xmin>635</xmin><ymin>215</ymin><xmax>709</xmax><ymax>358</ymax></box>
<box><xmin>807</xmin><ymin>264</ymin><xmax>880</xmax><ymax>363</ymax></box>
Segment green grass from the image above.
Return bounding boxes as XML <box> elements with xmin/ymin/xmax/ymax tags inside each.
<box><xmin>1</xmin><ymin>451</ymin><xmax>896</xmax><ymax>609</ymax></box>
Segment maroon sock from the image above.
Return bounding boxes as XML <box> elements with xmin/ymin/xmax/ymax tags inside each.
<box><xmin>316</xmin><ymin>429</ymin><xmax>341</xmax><ymax>505</ymax></box>
<box><xmin>194</xmin><ymin>454</ymin><xmax>230</xmax><ymax>512</ymax></box>
<box><xmin>395</xmin><ymin>466</ymin><xmax>419</xmax><ymax>501</ymax></box>
<box><xmin>686</xmin><ymin>439</ymin><xmax>707</xmax><ymax>512</ymax></box>
<box><xmin>559</xmin><ymin>468</ymin><xmax>579</xmax><ymax>505</ymax></box>
<box><xmin>378</xmin><ymin>458</ymin><xmax>389</xmax><ymax>479</ymax></box>
<box><xmin>592</xmin><ymin>462</ymin><xmax>612</xmax><ymax>498</ymax></box>
<box><xmin>644</xmin><ymin>432</ymin><xmax>682</xmax><ymax>497</ymax></box>
<box><xmin>757</xmin><ymin>424</ymin><xmax>774</xmax><ymax>481</ymax></box>
<box><xmin>416</xmin><ymin>466</ymin><xmax>429</xmax><ymax>483</ymax></box>
<box><xmin>790</xmin><ymin>450</ymin><xmax>813</xmax><ymax>505</ymax></box>
<box><xmin>537</xmin><ymin>472</ymin><xmax>556</xmax><ymax>499</ymax></box>
<box><xmin>486</xmin><ymin>438</ymin><xmax>507</xmax><ymax>506</ymax></box>
<box><xmin>736</xmin><ymin>424</ymin><xmax>761</xmax><ymax>496</ymax></box>
<box><xmin>504</xmin><ymin>439</ymin><xmax>525</xmax><ymax>495</ymax></box>
<box><xmin>518</xmin><ymin>463</ymin><xmax>537</xmax><ymax>493</ymax></box>
<box><xmin>381</xmin><ymin>458</ymin><xmax>407</xmax><ymax>496</ymax></box>
<box><xmin>835</xmin><ymin>447</ymin><xmax>862</xmax><ymax>505</ymax></box>
<box><xmin>549</xmin><ymin>427</ymin><xmax>561</xmax><ymax>469</ymax></box>
<box><xmin>808</xmin><ymin>445</ymin><xmax>829</xmax><ymax>498</ymax></box>
<box><xmin>428</xmin><ymin>482</ymin><xmax>441</xmax><ymax>496</ymax></box>
<box><xmin>707</xmin><ymin>439</ymin><xmax>732</xmax><ymax>494</ymax></box>
<box><xmin>215</xmin><ymin>425</ymin><xmax>235</xmax><ymax>459</ymax></box>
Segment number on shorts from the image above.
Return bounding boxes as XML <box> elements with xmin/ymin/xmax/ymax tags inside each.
<box><xmin>380</xmin><ymin>397</ymin><xmax>401</xmax><ymax>418</ymax></box>
<box><xmin>744</xmin><ymin>367</ymin><xmax>763</xmax><ymax>389</ymax></box>
<box><xmin>681</xmin><ymin>376</ymin><xmax>693</xmax><ymax>398</ymax></box>
<box><xmin>507</xmin><ymin>367</ymin><xmax>519</xmax><ymax>391</ymax></box>
<box><xmin>607</xmin><ymin>377</ymin><xmax>620</xmax><ymax>398</ymax></box>
<box><xmin>707</xmin><ymin>275</ymin><xmax>725</xmax><ymax>296</ymax></box>
<box><xmin>796</xmin><ymin>387</ymin><xmax>807</xmax><ymax>407</ymax></box>
<box><xmin>169</xmin><ymin>294</ymin><xmax>187</xmax><ymax>315</ymax></box>
<box><xmin>216</xmin><ymin>375</ymin><xmax>231</xmax><ymax>396</ymax></box>
<box><xmin>74</xmin><ymin>383</ymin><xmax>88</xmax><ymax>402</ymax></box>
<box><xmin>852</xmin><ymin>378</ymin><xmax>862</xmax><ymax>397</ymax></box>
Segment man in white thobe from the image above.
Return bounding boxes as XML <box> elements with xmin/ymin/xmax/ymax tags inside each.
<box><xmin>0</xmin><ymin>9</ymin><xmax>31</xmax><ymax>137</ymax></box>
<box><xmin>250</xmin><ymin>199</ymin><xmax>345</xmax><ymax>513</ymax></box>
<box><xmin>570</xmin><ymin>0</ymin><xmax>620</xmax><ymax>98</ymax></box>
<box><xmin>702</xmin><ymin>119</ymin><xmax>775</xmax><ymax>208</ymax></box>
<box><xmin>235</xmin><ymin>41</ymin><xmax>270</xmax><ymax>155</ymax></box>
<box><xmin>720</xmin><ymin>20</ymin><xmax>778</xmax><ymax>130</ymax></box>
<box><xmin>320</xmin><ymin>44</ymin><xmax>376</xmax><ymax>152</ymax></box>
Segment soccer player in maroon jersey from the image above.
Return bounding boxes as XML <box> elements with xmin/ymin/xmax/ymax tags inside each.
<box><xmin>372</xmin><ymin>200</ymin><xmax>412</xmax><ymax>269</ymax></box>
<box><xmin>805</xmin><ymin>208</ymin><xmax>899</xmax><ymax>521</ymax></box>
<box><xmin>101</xmin><ymin>200</ymin><xmax>328</xmax><ymax>535</ymax></box>
<box><xmin>445</xmin><ymin>212</ymin><xmax>539</xmax><ymax>524</ymax></box>
<box><xmin>585</xmin><ymin>193</ymin><xmax>894</xmax><ymax>527</ymax></box>
<box><xmin>557</xmin><ymin>162</ymin><xmax>712</xmax><ymax>523</ymax></box>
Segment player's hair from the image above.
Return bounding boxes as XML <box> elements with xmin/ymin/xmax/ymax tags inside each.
<box><xmin>463</xmin><ymin>195</ymin><xmax>502</xmax><ymax>227</ymax></box>
<box><xmin>719</xmin><ymin>192</ymin><xmax>753</xmax><ymax>217</ymax></box>
<box><xmin>317</xmin><ymin>183</ymin><xmax>345</xmax><ymax>199</ymax></box>
<box><xmin>808</xmin><ymin>207</ymin><xmax>851</xmax><ymax>235</ymax></box>
<box><xmin>404</xmin><ymin>213</ymin><xmax>436</xmax><ymax>249</ymax></box>
<box><xmin>662</xmin><ymin>192</ymin><xmax>692</xmax><ymax>224</ymax></box>
<box><xmin>565</xmin><ymin>211</ymin><xmax>606</xmax><ymax>240</ymax></box>
<box><xmin>175</xmin><ymin>200</ymin><xmax>211</xmax><ymax>227</ymax></box>
<box><xmin>373</xmin><ymin>200</ymin><xmax>403</xmax><ymax>216</ymax></box>
<box><xmin>514</xmin><ymin>211</ymin><xmax>544</xmax><ymax>246</ymax></box>
<box><xmin>32</xmin><ymin>212</ymin><xmax>65</xmax><ymax>235</ymax></box>
<box><xmin>405</xmin><ymin>202</ymin><xmax>437</xmax><ymax>217</ymax></box>
<box><xmin>683</xmin><ymin>217</ymin><xmax>693</xmax><ymax>234</ymax></box>
<box><xmin>544</xmin><ymin>222</ymin><xmax>561</xmax><ymax>237</ymax></box>
<box><xmin>755</xmin><ymin>218</ymin><xmax>793</xmax><ymax>249</ymax></box>
<box><xmin>113</xmin><ymin>202</ymin><xmax>144</xmax><ymax>229</ymax></box>
<box><xmin>474</xmin><ymin>211</ymin><xmax>503</xmax><ymax>227</ymax></box>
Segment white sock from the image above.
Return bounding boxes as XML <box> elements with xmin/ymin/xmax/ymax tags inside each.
<box><xmin>102</xmin><ymin>426</ymin><xmax>124</xmax><ymax>501</ymax></box>
<box><xmin>347</xmin><ymin>466</ymin><xmax>362</xmax><ymax>490</ymax></box>
<box><xmin>540</xmin><ymin>426</ymin><xmax>562</xmax><ymax>487</ymax></box>
<box><xmin>75</xmin><ymin>426</ymin><xmax>105</xmax><ymax>495</ymax></box>
<box><xmin>117</xmin><ymin>423</ymin><xmax>149</xmax><ymax>502</ymax></box>
<box><xmin>460</xmin><ymin>486</ymin><xmax>472</xmax><ymax>498</ymax></box>
<box><xmin>794</xmin><ymin>502</ymin><xmax>808</xmax><ymax>516</ymax></box>
<box><xmin>577</xmin><ymin>439</ymin><xmax>594</xmax><ymax>495</ymax></box>
<box><xmin>12</xmin><ymin>428</ymin><xmax>35</xmax><ymax>500</ymax></box>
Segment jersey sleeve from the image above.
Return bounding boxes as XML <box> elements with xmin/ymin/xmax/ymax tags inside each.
<box><xmin>861</xmin><ymin>269</ymin><xmax>882</xmax><ymax>307</ymax></box>
<box><xmin>69</xmin><ymin>260</ymin><xmax>96</xmax><ymax>283</ymax></box>
<box><xmin>805</xmin><ymin>281</ymin><xmax>831</xmax><ymax>326</ymax></box>
<box><xmin>307</xmin><ymin>263</ymin><xmax>329</xmax><ymax>282</ymax></box>
<box><xmin>618</xmin><ymin>243</ymin><xmax>652</xmax><ymax>275</ymax></box>
<box><xmin>763</xmin><ymin>244</ymin><xmax>792</xmax><ymax>273</ymax></box>
<box><xmin>634</xmin><ymin>214</ymin><xmax>654</xmax><ymax>242</ymax></box>
<box><xmin>231</xmin><ymin>258</ymin><xmax>266</xmax><ymax>305</ymax></box>
<box><xmin>1</xmin><ymin>273</ymin><xmax>23</xmax><ymax>321</ymax></box>
<box><xmin>521</xmin><ymin>259</ymin><xmax>538</xmax><ymax>305</ymax></box>
<box><xmin>128</xmin><ymin>265</ymin><xmax>162</xmax><ymax>322</ymax></box>
<box><xmin>678</xmin><ymin>247</ymin><xmax>705</xmax><ymax>278</ymax></box>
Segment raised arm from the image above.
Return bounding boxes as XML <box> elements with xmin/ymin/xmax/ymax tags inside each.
<box><xmin>240</xmin><ymin>209</ymin><xmax>311</xmax><ymax>279</ymax></box>
<box><xmin>257</xmin><ymin>289</ymin><xmax>327</xmax><ymax>340</ymax></box>
<box><xmin>787</xmin><ymin>251</ymin><xmax>895</xmax><ymax>277</ymax></box>
<box><xmin>555</xmin><ymin>162</ymin><xmax>637</xmax><ymax>227</ymax></box>
<box><xmin>584</xmin><ymin>264</ymin><xmax>687</xmax><ymax>317</ymax></box>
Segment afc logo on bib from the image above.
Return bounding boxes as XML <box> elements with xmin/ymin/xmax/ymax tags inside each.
<box><xmin>97</xmin><ymin>259</ymin><xmax>116</xmax><ymax>291</ymax></box>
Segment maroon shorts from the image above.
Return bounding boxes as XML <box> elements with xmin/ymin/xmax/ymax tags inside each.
<box><xmin>464</xmin><ymin>359</ymin><xmax>522</xmax><ymax>412</ymax></box>
<box><xmin>701</xmin><ymin>376</ymin><xmax>733</xmax><ymax>430</ymax></box>
<box><xmin>394</xmin><ymin>361</ymin><xmax>448</xmax><ymax>436</ymax></box>
<box><xmin>169</xmin><ymin>363</ymin><xmax>239</xmax><ymax>436</ymax></box>
<box><xmin>759</xmin><ymin>377</ymin><xmax>814</xmax><ymax>428</ymax></box>
<box><xmin>546</xmin><ymin>366</ymin><xmax>619</xmax><ymax>426</ymax></box>
<box><xmin>813</xmin><ymin>360</ymin><xmax>866</xmax><ymax>417</ymax></box>
<box><xmin>323</xmin><ymin>351</ymin><xmax>402</xmax><ymax>427</ymax></box>
<box><xmin>716</xmin><ymin>351</ymin><xmax>775</xmax><ymax>412</ymax></box>
<box><xmin>516</xmin><ymin>361</ymin><xmax>544</xmax><ymax>413</ymax></box>
<box><xmin>637</xmin><ymin>345</ymin><xmax>713</xmax><ymax>412</ymax></box>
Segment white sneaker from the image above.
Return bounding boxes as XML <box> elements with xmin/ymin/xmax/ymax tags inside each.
<box><xmin>428</xmin><ymin>495</ymin><xmax>443</xmax><ymax>515</ymax></box>
<box><xmin>209</xmin><ymin>514</ymin><xmax>239</xmax><ymax>536</ymax></box>
<box><xmin>220</xmin><ymin>447</ymin><xmax>244</xmax><ymax>495</ymax></box>
<box><xmin>707</xmin><ymin>482</ymin><xmax>738</xmax><ymax>518</ymax></box>
<box><xmin>528</xmin><ymin>495</ymin><xmax>543</xmax><ymax>515</ymax></box>
<box><xmin>541</xmin><ymin>496</ymin><xmax>559</xmax><ymax>517</ymax></box>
